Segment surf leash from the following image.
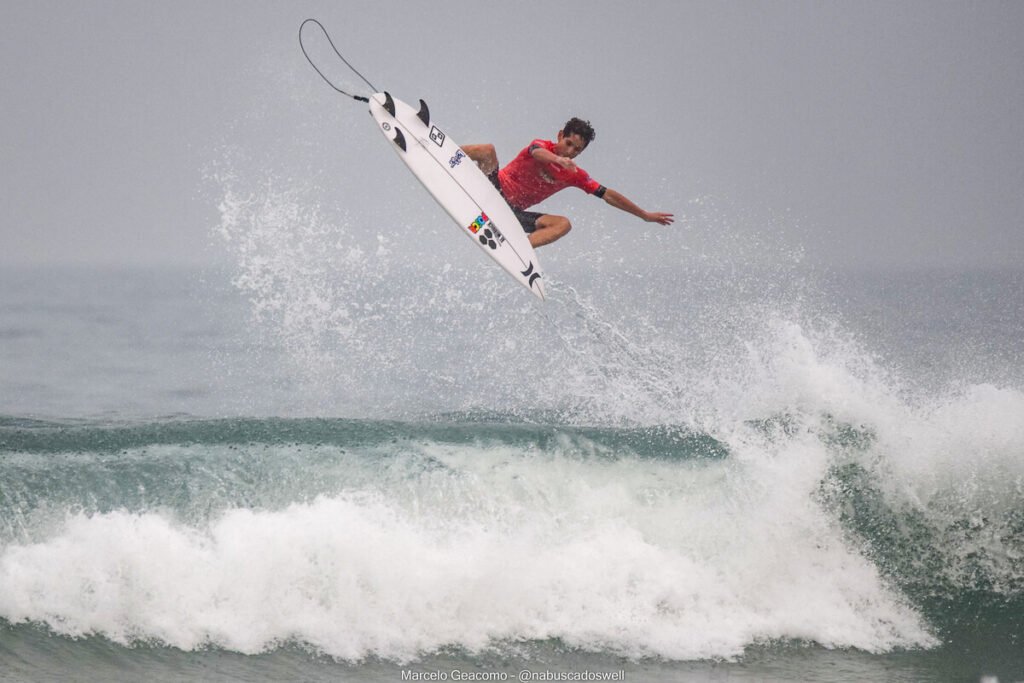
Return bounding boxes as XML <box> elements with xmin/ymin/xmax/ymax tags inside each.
<box><xmin>299</xmin><ymin>18</ymin><xmax>377</xmax><ymax>103</ymax></box>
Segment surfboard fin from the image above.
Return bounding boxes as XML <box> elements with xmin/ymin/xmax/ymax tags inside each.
<box><xmin>392</xmin><ymin>127</ymin><xmax>407</xmax><ymax>152</ymax></box>
<box><xmin>417</xmin><ymin>99</ymin><xmax>430</xmax><ymax>127</ymax></box>
<box><xmin>383</xmin><ymin>91</ymin><xmax>397</xmax><ymax>117</ymax></box>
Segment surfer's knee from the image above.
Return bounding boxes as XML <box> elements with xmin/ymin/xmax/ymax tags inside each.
<box><xmin>462</xmin><ymin>144</ymin><xmax>498</xmax><ymax>173</ymax></box>
<box><xmin>529</xmin><ymin>215</ymin><xmax>572</xmax><ymax>247</ymax></box>
<box><xmin>480</xmin><ymin>144</ymin><xmax>498</xmax><ymax>172</ymax></box>
<box><xmin>552</xmin><ymin>216</ymin><xmax>571</xmax><ymax>238</ymax></box>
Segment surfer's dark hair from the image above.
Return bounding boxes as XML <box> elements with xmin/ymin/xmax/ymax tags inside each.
<box><xmin>563</xmin><ymin>117</ymin><xmax>595</xmax><ymax>146</ymax></box>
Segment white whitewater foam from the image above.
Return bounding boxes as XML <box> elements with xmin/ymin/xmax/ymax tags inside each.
<box><xmin>0</xmin><ymin>434</ymin><xmax>937</xmax><ymax>661</ymax></box>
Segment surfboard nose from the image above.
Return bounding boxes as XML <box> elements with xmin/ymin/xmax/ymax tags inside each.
<box><xmin>533</xmin><ymin>279</ymin><xmax>546</xmax><ymax>300</ymax></box>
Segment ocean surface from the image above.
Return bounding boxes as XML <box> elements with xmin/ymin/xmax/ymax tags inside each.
<box><xmin>1</xmin><ymin>252</ymin><xmax>1022</xmax><ymax>681</ymax></box>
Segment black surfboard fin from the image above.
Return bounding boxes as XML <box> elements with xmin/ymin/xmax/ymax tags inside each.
<box><xmin>392</xmin><ymin>127</ymin><xmax>407</xmax><ymax>152</ymax></box>
<box><xmin>383</xmin><ymin>91</ymin><xmax>396</xmax><ymax>117</ymax></box>
<box><xmin>417</xmin><ymin>99</ymin><xmax>430</xmax><ymax>127</ymax></box>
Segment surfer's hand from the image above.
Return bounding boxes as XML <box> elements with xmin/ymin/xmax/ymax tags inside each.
<box><xmin>556</xmin><ymin>156</ymin><xmax>577</xmax><ymax>171</ymax></box>
<box><xmin>644</xmin><ymin>211</ymin><xmax>675</xmax><ymax>226</ymax></box>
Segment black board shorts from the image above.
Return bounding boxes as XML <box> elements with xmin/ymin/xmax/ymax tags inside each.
<box><xmin>487</xmin><ymin>170</ymin><xmax>543</xmax><ymax>233</ymax></box>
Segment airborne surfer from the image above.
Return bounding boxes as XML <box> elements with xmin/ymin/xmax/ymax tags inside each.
<box><xmin>461</xmin><ymin>118</ymin><xmax>675</xmax><ymax>247</ymax></box>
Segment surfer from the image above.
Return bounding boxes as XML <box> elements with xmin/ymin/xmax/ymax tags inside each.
<box><xmin>461</xmin><ymin>118</ymin><xmax>674</xmax><ymax>247</ymax></box>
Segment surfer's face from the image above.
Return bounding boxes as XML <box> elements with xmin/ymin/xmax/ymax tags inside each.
<box><xmin>555</xmin><ymin>131</ymin><xmax>587</xmax><ymax>159</ymax></box>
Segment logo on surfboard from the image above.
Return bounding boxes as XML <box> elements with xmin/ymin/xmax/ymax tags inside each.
<box><xmin>520</xmin><ymin>262</ymin><xmax>542</xmax><ymax>289</ymax></box>
<box><xmin>467</xmin><ymin>212</ymin><xmax>488</xmax><ymax>234</ymax></box>
<box><xmin>479</xmin><ymin>227</ymin><xmax>503</xmax><ymax>250</ymax></box>
<box><xmin>449</xmin><ymin>149</ymin><xmax>466</xmax><ymax>168</ymax></box>
<box><xmin>468</xmin><ymin>213</ymin><xmax>505</xmax><ymax>250</ymax></box>
<box><xmin>429</xmin><ymin>126</ymin><xmax>446</xmax><ymax>147</ymax></box>
<box><xmin>480</xmin><ymin>224</ymin><xmax>505</xmax><ymax>250</ymax></box>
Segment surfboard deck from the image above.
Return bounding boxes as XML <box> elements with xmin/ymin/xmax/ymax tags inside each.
<box><xmin>368</xmin><ymin>92</ymin><xmax>545</xmax><ymax>300</ymax></box>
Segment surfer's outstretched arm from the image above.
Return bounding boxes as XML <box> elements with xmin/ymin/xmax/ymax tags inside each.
<box><xmin>602</xmin><ymin>189</ymin><xmax>674</xmax><ymax>226</ymax></box>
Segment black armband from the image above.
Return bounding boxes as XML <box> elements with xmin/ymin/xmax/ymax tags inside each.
<box><xmin>593</xmin><ymin>185</ymin><xmax>607</xmax><ymax>199</ymax></box>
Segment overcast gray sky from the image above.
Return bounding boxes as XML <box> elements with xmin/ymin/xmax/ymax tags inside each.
<box><xmin>2</xmin><ymin>0</ymin><xmax>1022</xmax><ymax>269</ymax></box>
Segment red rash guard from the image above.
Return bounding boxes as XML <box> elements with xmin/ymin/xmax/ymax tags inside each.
<box><xmin>496</xmin><ymin>139</ymin><xmax>605</xmax><ymax>210</ymax></box>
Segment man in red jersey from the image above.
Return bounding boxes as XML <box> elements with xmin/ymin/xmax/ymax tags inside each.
<box><xmin>461</xmin><ymin>117</ymin><xmax>674</xmax><ymax>247</ymax></box>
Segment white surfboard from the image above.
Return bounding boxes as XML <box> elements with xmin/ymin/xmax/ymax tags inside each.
<box><xmin>368</xmin><ymin>92</ymin><xmax>545</xmax><ymax>300</ymax></box>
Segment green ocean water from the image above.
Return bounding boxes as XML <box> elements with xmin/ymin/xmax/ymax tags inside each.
<box><xmin>1</xmin><ymin>265</ymin><xmax>1022</xmax><ymax>682</ymax></box>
